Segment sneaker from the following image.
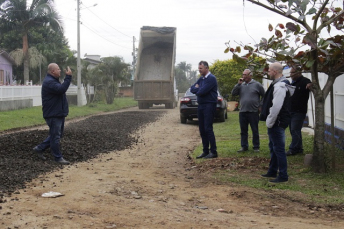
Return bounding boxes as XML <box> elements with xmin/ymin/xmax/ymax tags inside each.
<box><xmin>237</xmin><ymin>148</ymin><xmax>248</xmax><ymax>153</ymax></box>
<box><xmin>253</xmin><ymin>149</ymin><xmax>260</xmax><ymax>153</ymax></box>
<box><xmin>261</xmin><ymin>173</ymin><xmax>277</xmax><ymax>178</ymax></box>
<box><xmin>269</xmin><ymin>177</ymin><xmax>288</xmax><ymax>183</ymax></box>
<box><xmin>32</xmin><ymin>147</ymin><xmax>46</xmax><ymax>160</ymax></box>
<box><xmin>55</xmin><ymin>157</ymin><xmax>70</xmax><ymax>165</ymax></box>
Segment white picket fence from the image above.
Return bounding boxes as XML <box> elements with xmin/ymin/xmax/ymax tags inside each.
<box><xmin>0</xmin><ymin>84</ymin><xmax>92</xmax><ymax>106</ymax></box>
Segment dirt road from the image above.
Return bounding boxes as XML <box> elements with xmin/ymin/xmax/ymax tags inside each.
<box><xmin>1</xmin><ymin>107</ymin><xmax>343</xmax><ymax>228</ymax></box>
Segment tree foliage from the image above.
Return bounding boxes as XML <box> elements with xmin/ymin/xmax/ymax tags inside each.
<box><xmin>87</xmin><ymin>56</ymin><xmax>130</xmax><ymax>104</ymax></box>
<box><xmin>0</xmin><ymin>0</ymin><xmax>63</xmax><ymax>83</ymax></box>
<box><xmin>227</xmin><ymin>0</ymin><xmax>344</xmax><ymax>172</ymax></box>
<box><xmin>175</xmin><ymin>61</ymin><xmax>193</xmax><ymax>93</ymax></box>
<box><xmin>209</xmin><ymin>59</ymin><xmax>246</xmax><ymax>100</ymax></box>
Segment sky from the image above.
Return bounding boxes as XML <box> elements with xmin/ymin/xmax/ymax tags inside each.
<box><xmin>54</xmin><ymin>0</ymin><xmax>292</xmax><ymax>71</ymax></box>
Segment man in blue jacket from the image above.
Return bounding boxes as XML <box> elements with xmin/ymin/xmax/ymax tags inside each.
<box><xmin>191</xmin><ymin>61</ymin><xmax>218</xmax><ymax>159</ymax></box>
<box><xmin>32</xmin><ymin>63</ymin><xmax>72</xmax><ymax>165</ymax></box>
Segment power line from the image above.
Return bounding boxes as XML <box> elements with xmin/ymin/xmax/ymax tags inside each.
<box><xmin>81</xmin><ymin>23</ymin><xmax>131</xmax><ymax>50</ymax></box>
<box><xmin>242</xmin><ymin>3</ymin><xmax>257</xmax><ymax>45</ymax></box>
<box><xmin>81</xmin><ymin>2</ymin><xmax>132</xmax><ymax>39</ymax></box>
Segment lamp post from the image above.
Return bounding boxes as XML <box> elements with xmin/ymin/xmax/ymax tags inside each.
<box><xmin>77</xmin><ymin>0</ymin><xmax>82</xmax><ymax>106</ymax></box>
<box><xmin>76</xmin><ymin>0</ymin><xmax>97</xmax><ymax>106</ymax></box>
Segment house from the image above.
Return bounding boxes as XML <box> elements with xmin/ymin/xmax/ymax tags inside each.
<box><xmin>84</xmin><ymin>54</ymin><xmax>102</xmax><ymax>70</ymax></box>
<box><xmin>0</xmin><ymin>50</ymin><xmax>15</xmax><ymax>85</ymax></box>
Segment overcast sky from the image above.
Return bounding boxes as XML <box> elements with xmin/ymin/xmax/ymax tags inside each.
<box><xmin>54</xmin><ymin>0</ymin><xmax>293</xmax><ymax>70</ymax></box>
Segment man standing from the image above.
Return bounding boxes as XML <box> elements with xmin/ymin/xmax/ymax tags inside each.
<box><xmin>32</xmin><ymin>63</ymin><xmax>72</xmax><ymax>165</ymax></box>
<box><xmin>286</xmin><ymin>65</ymin><xmax>312</xmax><ymax>156</ymax></box>
<box><xmin>260</xmin><ymin>62</ymin><xmax>294</xmax><ymax>183</ymax></box>
<box><xmin>231</xmin><ymin>69</ymin><xmax>265</xmax><ymax>153</ymax></box>
<box><xmin>191</xmin><ymin>61</ymin><xmax>218</xmax><ymax>159</ymax></box>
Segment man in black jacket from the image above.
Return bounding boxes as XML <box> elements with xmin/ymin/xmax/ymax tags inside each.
<box><xmin>32</xmin><ymin>63</ymin><xmax>72</xmax><ymax>165</ymax></box>
<box><xmin>286</xmin><ymin>65</ymin><xmax>312</xmax><ymax>156</ymax></box>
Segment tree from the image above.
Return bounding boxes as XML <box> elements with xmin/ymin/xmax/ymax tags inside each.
<box><xmin>228</xmin><ymin>0</ymin><xmax>344</xmax><ymax>172</ymax></box>
<box><xmin>175</xmin><ymin>61</ymin><xmax>193</xmax><ymax>93</ymax></box>
<box><xmin>0</xmin><ymin>0</ymin><xmax>63</xmax><ymax>83</ymax></box>
<box><xmin>89</xmin><ymin>56</ymin><xmax>130</xmax><ymax>104</ymax></box>
<box><xmin>209</xmin><ymin>59</ymin><xmax>247</xmax><ymax>100</ymax></box>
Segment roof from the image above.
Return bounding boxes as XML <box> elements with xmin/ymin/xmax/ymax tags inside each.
<box><xmin>0</xmin><ymin>50</ymin><xmax>15</xmax><ymax>65</ymax></box>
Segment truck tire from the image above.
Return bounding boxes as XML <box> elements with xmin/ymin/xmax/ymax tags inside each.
<box><xmin>180</xmin><ymin>115</ymin><xmax>187</xmax><ymax>124</ymax></box>
<box><xmin>165</xmin><ymin>103</ymin><xmax>173</xmax><ymax>109</ymax></box>
<box><xmin>139</xmin><ymin>102</ymin><xmax>149</xmax><ymax>109</ymax></box>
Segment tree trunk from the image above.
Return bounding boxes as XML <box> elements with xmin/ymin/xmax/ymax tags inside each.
<box><xmin>22</xmin><ymin>33</ymin><xmax>30</xmax><ymax>84</ymax></box>
<box><xmin>312</xmin><ymin>91</ymin><xmax>327</xmax><ymax>173</ymax></box>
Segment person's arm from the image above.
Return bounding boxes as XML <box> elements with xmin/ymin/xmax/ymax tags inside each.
<box><xmin>266</xmin><ymin>82</ymin><xmax>287</xmax><ymax>128</ymax></box>
<box><xmin>190</xmin><ymin>78</ymin><xmax>201</xmax><ymax>94</ymax></box>
<box><xmin>195</xmin><ymin>76</ymin><xmax>217</xmax><ymax>96</ymax></box>
<box><xmin>258</xmin><ymin>84</ymin><xmax>265</xmax><ymax>109</ymax></box>
<box><xmin>47</xmin><ymin>67</ymin><xmax>72</xmax><ymax>94</ymax></box>
<box><xmin>231</xmin><ymin>84</ymin><xmax>241</xmax><ymax>96</ymax></box>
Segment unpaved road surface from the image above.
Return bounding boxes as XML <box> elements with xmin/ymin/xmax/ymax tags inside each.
<box><xmin>1</xmin><ymin>107</ymin><xmax>343</xmax><ymax>228</ymax></box>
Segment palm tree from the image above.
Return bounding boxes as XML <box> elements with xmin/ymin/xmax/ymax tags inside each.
<box><xmin>0</xmin><ymin>0</ymin><xmax>63</xmax><ymax>83</ymax></box>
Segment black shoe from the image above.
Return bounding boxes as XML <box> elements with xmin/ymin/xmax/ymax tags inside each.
<box><xmin>261</xmin><ymin>173</ymin><xmax>277</xmax><ymax>178</ymax></box>
<box><xmin>203</xmin><ymin>153</ymin><xmax>218</xmax><ymax>159</ymax></box>
<box><xmin>237</xmin><ymin>148</ymin><xmax>248</xmax><ymax>153</ymax></box>
<box><xmin>269</xmin><ymin>177</ymin><xmax>288</xmax><ymax>183</ymax></box>
<box><xmin>32</xmin><ymin>147</ymin><xmax>46</xmax><ymax>160</ymax></box>
<box><xmin>55</xmin><ymin>157</ymin><xmax>70</xmax><ymax>165</ymax></box>
<box><xmin>286</xmin><ymin>150</ymin><xmax>302</xmax><ymax>156</ymax></box>
<box><xmin>196</xmin><ymin>152</ymin><xmax>209</xmax><ymax>159</ymax></box>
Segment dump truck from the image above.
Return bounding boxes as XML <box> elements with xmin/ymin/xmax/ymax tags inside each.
<box><xmin>134</xmin><ymin>26</ymin><xmax>177</xmax><ymax>109</ymax></box>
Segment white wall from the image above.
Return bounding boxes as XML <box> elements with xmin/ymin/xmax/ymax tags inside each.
<box><xmin>0</xmin><ymin>85</ymin><xmax>89</xmax><ymax>106</ymax></box>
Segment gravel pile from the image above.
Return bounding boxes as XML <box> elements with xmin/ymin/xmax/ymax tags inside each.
<box><xmin>0</xmin><ymin>111</ymin><xmax>165</xmax><ymax>194</ymax></box>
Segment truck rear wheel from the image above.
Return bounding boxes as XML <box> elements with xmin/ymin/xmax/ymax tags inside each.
<box><xmin>165</xmin><ymin>103</ymin><xmax>175</xmax><ymax>109</ymax></box>
<box><xmin>138</xmin><ymin>102</ymin><xmax>149</xmax><ymax>109</ymax></box>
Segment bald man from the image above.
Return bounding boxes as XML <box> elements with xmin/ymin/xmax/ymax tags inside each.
<box><xmin>32</xmin><ymin>63</ymin><xmax>72</xmax><ymax>165</ymax></box>
<box><xmin>259</xmin><ymin>62</ymin><xmax>294</xmax><ymax>183</ymax></box>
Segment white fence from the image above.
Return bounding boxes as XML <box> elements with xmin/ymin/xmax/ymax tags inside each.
<box><xmin>0</xmin><ymin>84</ymin><xmax>92</xmax><ymax>106</ymax></box>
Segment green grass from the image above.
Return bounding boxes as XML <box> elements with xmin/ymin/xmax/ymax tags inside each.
<box><xmin>0</xmin><ymin>98</ymin><xmax>138</xmax><ymax>131</ymax></box>
<box><xmin>192</xmin><ymin>111</ymin><xmax>344</xmax><ymax>205</ymax></box>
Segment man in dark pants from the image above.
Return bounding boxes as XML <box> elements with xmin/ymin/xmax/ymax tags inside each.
<box><xmin>191</xmin><ymin>61</ymin><xmax>218</xmax><ymax>159</ymax></box>
<box><xmin>286</xmin><ymin>65</ymin><xmax>312</xmax><ymax>156</ymax></box>
<box><xmin>32</xmin><ymin>63</ymin><xmax>72</xmax><ymax>165</ymax></box>
<box><xmin>260</xmin><ymin>62</ymin><xmax>294</xmax><ymax>183</ymax></box>
<box><xmin>231</xmin><ymin>69</ymin><xmax>265</xmax><ymax>153</ymax></box>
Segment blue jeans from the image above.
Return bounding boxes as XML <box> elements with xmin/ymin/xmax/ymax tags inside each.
<box><xmin>35</xmin><ymin>117</ymin><xmax>65</xmax><ymax>159</ymax></box>
<box><xmin>267</xmin><ymin>126</ymin><xmax>288</xmax><ymax>180</ymax></box>
<box><xmin>239</xmin><ymin>112</ymin><xmax>260</xmax><ymax>149</ymax></box>
<box><xmin>198</xmin><ymin>103</ymin><xmax>217</xmax><ymax>154</ymax></box>
<box><xmin>289</xmin><ymin>112</ymin><xmax>306</xmax><ymax>153</ymax></box>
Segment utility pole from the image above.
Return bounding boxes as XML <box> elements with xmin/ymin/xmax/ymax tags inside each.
<box><xmin>77</xmin><ymin>0</ymin><xmax>82</xmax><ymax>106</ymax></box>
<box><xmin>132</xmin><ymin>36</ymin><xmax>136</xmax><ymax>81</ymax></box>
